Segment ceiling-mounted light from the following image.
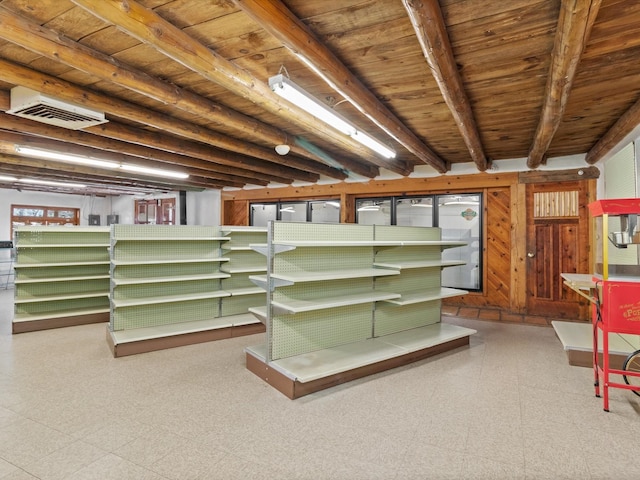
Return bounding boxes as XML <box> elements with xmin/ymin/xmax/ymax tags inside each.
<box><xmin>15</xmin><ymin>145</ymin><xmax>189</xmax><ymax>180</ymax></box>
<box><xmin>120</xmin><ymin>164</ymin><xmax>188</xmax><ymax>179</ymax></box>
<box><xmin>269</xmin><ymin>74</ymin><xmax>396</xmax><ymax>159</ymax></box>
<box><xmin>19</xmin><ymin>178</ymin><xmax>86</xmax><ymax>188</ymax></box>
<box><xmin>275</xmin><ymin>144</ymin><xmax>290</xmax><ymax>155</ymax></box>
<box><xmin>0</xmin><ymin>175</ymin><xmax>18</xmax><ymax>182</ymax></box>
<box><xmin>15</xmin><ymin>146</ymin><xmax>119</xmax><ymax>169</ymax></box>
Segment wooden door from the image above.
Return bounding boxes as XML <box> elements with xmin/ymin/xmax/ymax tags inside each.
<box><xmin>526</xmin><ymin>182</ymin><xmax>591</xmax><ymax>320</ymax></box>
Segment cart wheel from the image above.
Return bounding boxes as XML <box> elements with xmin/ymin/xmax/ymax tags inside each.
<box><xmin>622</xmin><ymin>349</ymin><xmax>640</xmax><ymax>397</ymax></box>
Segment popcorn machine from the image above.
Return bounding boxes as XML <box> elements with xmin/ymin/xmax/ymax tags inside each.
<box><xmin>589</xmin><ymin>199</ymin><xmax>640</xmax><ymax>411</ymax></box>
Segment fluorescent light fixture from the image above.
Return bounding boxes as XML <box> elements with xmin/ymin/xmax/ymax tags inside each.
<box><xmin>15</xmin><ymin>146</ymin><xmax>119</xmax><ymax>169</ymax></box>
<box><xmin>325</xmin><ymin>201</ymin><xmax>341</xmax><ymax>208</ymax></box>
<box><xmin>120</xmin><ymin>164</ymin><xmax>188</xmax><ymax>179</ymax></box>
<box><xmin>15</xmin><ymin>145</ymin><xmax>189</xmax><ymax>180</ymax></box>
<box><xmin>0</xmin><ymin>175</ymin><xmax>18</xmax><ymax>182</ymax></box>
<box><xmin>269</xmin><ymin>74</ymin><xmax>396</xmax><ymax>159</ymax></box>
<box><xmin>279</xmin><ymin>206</ymin><xmax>296</xmax><ymax>213</ymax></box>
<box><xmin>19</xmin><ymin>178</ymin><xmax>86</xmax><ymax>188</ymax></box>
<box><xmin>357</xmin><ymin>205</ymin><xmax>381</xmax><ymax>212</ymax></box>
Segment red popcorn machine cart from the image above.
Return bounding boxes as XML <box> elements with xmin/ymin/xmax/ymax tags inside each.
<box><xmin>589</xmin><ymin>199</ymin><xmax>640</xmax><ymax>412</ymax></box>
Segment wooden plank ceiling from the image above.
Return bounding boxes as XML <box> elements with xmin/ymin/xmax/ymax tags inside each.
<box><xmin>0</xmin><ymin>0</ymin><xmax>638</xmax><ymax>195</ymax></box>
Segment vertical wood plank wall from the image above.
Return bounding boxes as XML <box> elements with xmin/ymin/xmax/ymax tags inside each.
<box><xmin>221</xmin><ymin>172</ymin><xmax>597</xmax><ymax>325</ymax></box>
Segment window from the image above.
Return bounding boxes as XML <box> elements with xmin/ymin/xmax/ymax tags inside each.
<box><xmin>355</xmin><ymin>194</ymin><xmax>483</xmax><ymax>291</ymax></box>
<box><xmin>11</xmin><ymin>204</ymin><xmax>80</xmax><ymax>236</ymax></box>
<box><xmin>250</xmin><ymin>200</ymin><xmax>340</xmax><ymax>225</ymax></box>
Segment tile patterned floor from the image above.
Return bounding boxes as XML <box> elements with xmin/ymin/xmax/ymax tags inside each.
<box><xmin>1</xmin><ymin>288</ymin><xmax>639</xmax><ymax>479</ymax></box>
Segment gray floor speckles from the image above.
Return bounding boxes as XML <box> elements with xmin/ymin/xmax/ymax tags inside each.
<box><xmin>1</xmin><ymin>288</ymin><xmax>639</xmax><ymax>479</ymax></box>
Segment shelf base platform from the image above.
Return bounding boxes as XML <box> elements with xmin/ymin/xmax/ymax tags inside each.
<box><xmin>245</xmin><ymin>322</ymin><xmax>476</xmax><ymax>399</ymax></box>
<box><xmin>551</xmin><ymin>321</ymin><xmax>639</xmax><ymax>369</ymax></box>
<box><xmin>107</xmin><ymin>313</ymin><xmax>265</xmax><ymax>357</ymax></box>
<box><xmin>13</xmin><ymin>311</ymin><xmax>109</xmax><ymax>334</ymax></box>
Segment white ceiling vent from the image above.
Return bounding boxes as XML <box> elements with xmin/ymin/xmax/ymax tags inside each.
<box><xmin>7</xmin><ymin>86</ymin><xmax>108</xmax><ymax>130</ymax></box>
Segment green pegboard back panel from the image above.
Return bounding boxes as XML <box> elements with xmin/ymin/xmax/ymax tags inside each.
<box><xmin>221</xmin><ymin>272</ymin><xmax>256</xmax><ymax>289</ymax></box>
<box><xmin>112</xmin><ymin>261</ymin><xmax>219</xmax><ymax>280</ymax></box>
<box><xmin>112</xmin><ymin>224</ymin><xmax>221</xmax><ymax>239</ymax></box>
<box><xmin>113</xmin><ymin>278</ymin><xmax>223</xmax><ymax>300</ymax></box>
<box><xmin>111</xmin><ymin>297</ymin><xmax>221</xmax><ymax>331</ymax></box>
<box><xmin>375</xmin><ymin>269</ymin><xmax>440</xmax><ymax>293</ymax></box>
<box><xmin>222</xmin><ymin>230</ymin><xmax>267</xmax><ymax>249</ymax></box>
<box><xmin>14</xmin><ymin>263</ymin><xmax>108</xmax><ymax>280</ymax></box>
<box><xmin>374</xmin><ymin>245</ymin><xmax>442</xmax><ymax>264</ymax></box>
<box><xmin>274</xmin><ymin>246</ymin><xmax>372</xmax><ymax>275</ymax></box>
<box><xmin>273</xmin><ymin>277</ymin><xmax>374</xmax><ymax>303</ymax></box>
<box><xmin>16</xmin><ymin>246</ymin><xmax>110</xmax><ymax>265</ymax></box>
<box><xmin>270</xmin><ymin>303</ymin><xmax>372</xmax><ymax>360</ymax></box>
<box><xmin>14</xmin><ymin>228</ymin><xmax>109</xmax><ymax>245</ymax></box>
<box><xmin>221</xmin><ymin>294</ymin><xmax>265</xmax><ymax>316</ymax></box>
<box><xmin>112</xmin><ymin>240</ymin><xmax>221</xmax><ymax>262</ymax></box>
<box><xmin>374</xmin><ymin>301</ymin><xmax>441</xmax><ymax>337</ymax></box>
<box><xmin>15</xmin><ymin>296</ymin><xmax>108</xmax><ymax>316</ymax></box>
<box><xmin>374</xmin><ymin>225</ymin><xmax>440</xmax><ymax>241</ymax></box>
<box><xmin>273</xmin><ymin>222</ymin><xmax>374</xmax><ymax>242</ymax></box>
<box><xmin>222</xmin><ymin>250</ymin><xmax>266</xmax><ymax>270</ymax></box>
<box><xmin>15</xmin><ymin>277</ymin><xmax>109</xmax><ymax>298</ymax></box>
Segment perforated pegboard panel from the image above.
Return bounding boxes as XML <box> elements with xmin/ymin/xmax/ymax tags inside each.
<box><xmin>111</xmin><ymin>261</ymin><xmax>219</xmax><ymax>281</ymax></box>
<box><xmin>270</xmin><ymin>303</ymin><xmax>372</xmax><ymax>360</ymax></box>
<box><xmin>221</xmin><ymin>228</ymin><xmax>267</xmax><ymax>250</ymax></box>
<box><xmin>16</xmin><ymin>277</ymin><xmax>109</xmax><ymax>299</ymax></box>
<box><xmin>374</xmin><ymin>225</ymin><xmax>441</xmax><ymax>242</ymax></box>
<box><xmin>273</xmin><ymin>222</ymin><xmax>373</xmax><ymax>242</ymax></box>
<box><xmin>374</xmin><ymin>245</ymin><xmax>441</xmax><ymax>265</ymax></box>
<box><xmin>375</xmin><ymin>268</ymin><xmax>441</xmax><ymax>293</ymax></box>
<box><xmin>111</xmin><ymin>297</ymin><xmax>221</xmax><ymax>331</ymax></box>
<box><xmin>113</xmin><ymin>278</ymin><xmax>222</xmax><ymax>301</ymax></box>
<box><xmin>15</xmin><ymin>296</ymin><xmax>108</xmax><ymax>316</ymax></box>
<box><xmin>273</xmin><ymin>277</ymin><xmax>373</xmax><ymax>303</ymax></box>
<box><xmin>274</xmin><ymin>246</ymin><xmax>372</xmax><ymax>275</ymax></box>
<box><xmin>374</xmin><ymin>301</ymin><xmax>441</xmax><ymax>337</ymax></box>
<box><xmin>14</xmin><ymin>264</ymin><xmax>107</xmax><ymax>281</ymax></box>
<box><xmin>16</xmin><ymin>246</ymin><xmax>109</xmax><ymax>265</ymax></box>
<box><xmin>221</xmin><ymin>294</ymin><xmax>265</xmax><ymax>317</ymax></box>
<box><xmin>14</xmin><ymin>227</ymin><xmax>109</xmax><ymax>246</ymax></box>
<box><xmin>112</xmin><ymin>224</ymin><xmax>221</xmax><ymax>239</ymax></box>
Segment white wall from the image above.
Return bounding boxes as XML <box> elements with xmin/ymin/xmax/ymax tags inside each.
<box><xmin>0</xmin><ymin>188</ymin><xmax>111</xmax><ymax>240</ymax></box>
<box><xmin>187</xmin><ymin>189</ymin><xmax>221</xmax><ymax>226</ymax></box>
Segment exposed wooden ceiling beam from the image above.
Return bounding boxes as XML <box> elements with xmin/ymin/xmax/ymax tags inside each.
<box><xmin>234</xmin><ymin>0</ymin><xmax>449</xmax><ymax>174</ymax></box>
<box><xmin>0</xmin><ymin>113</ymin><xmax>295</xmax><ymax>186</ymax></box>
<box><xmin>69</xmin><ymin>0</ymin><xmax>408</xmax><ymax>176</ymax></box>
<box><xmin>527</xmin><ymin>0</ymin><xmax>602</xmax><ymax>169</ymax></box>
<box><xmin>0</xmin><ymin>5</ymin><xmax>332</xmax><ymax>165</ymax></box>
<box><xmin>402</xmin><ymin>0</ymin><xmax>488</xmax><ymax>172</ymax></box>
<box><xmin>0</xmin><ymin>58</ymin><xmax>344</xmax><ymax>182</ymax></box>
<box><xmin>586</xmin><ymin>96</ymin><xmax>640</xmax><ymax>164</ymax></box>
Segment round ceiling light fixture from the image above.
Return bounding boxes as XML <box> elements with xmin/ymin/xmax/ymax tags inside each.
<box><xmin>275</xmin><ymin>144</ymin><xmax>290</xmax><ymax>155</ymax></box>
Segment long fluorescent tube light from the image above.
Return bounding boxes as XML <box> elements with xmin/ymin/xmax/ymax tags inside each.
<box><xmin>15</xmin><ymin>146</ymin><xmax>189</xmax><ymax>180</ymax></box>
<box><xmin>0</xmin><ymin>175</ymin><xmax>18</xmax><ymax>182</ymax></box>
<box><xmin>15</xmin><ymin>146</ymin><xmax>119</xmax><ymax>169</ymax></box>
<box><xmin>269</xmin><ymin>74</ymin><xmax>396</xmax><ymax>159</ymax></box>
<box><xmin>120</xmin><ymin>164</ymin><xmax>189</xmax><ymax>179</ymax></box>
<box><xmin>19</xmin><ymin>178</ymin><xmax>86</xmax><ymax>188</ymax></box>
